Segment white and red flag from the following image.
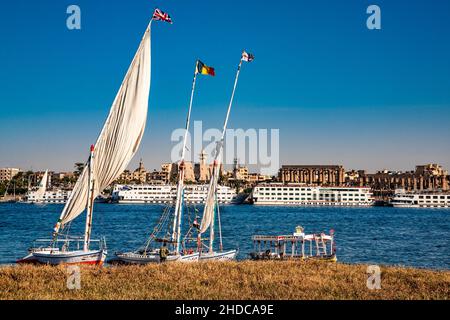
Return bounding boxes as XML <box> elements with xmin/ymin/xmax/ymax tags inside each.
<box><xmin>152</xmin><ymin>8</ymin><xmax>173</xmax><ymax>24</ymax></box>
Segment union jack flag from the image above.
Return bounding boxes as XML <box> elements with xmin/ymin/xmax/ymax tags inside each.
<box><xmin>152</xmin><ymin>8</ymin><xmax>173</xmax><ymax>24</ymax></box>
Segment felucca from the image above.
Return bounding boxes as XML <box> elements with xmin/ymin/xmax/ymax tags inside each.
<box><xmin>115</xmin><ymin>59</ymin><xmax>216</xmax><ymax>264</ymax></box>
<box><xmin>27</xmin><ymin>170</ymin><xmax>48</xmax><ymax>203</ymax></box>
<box><xmin>197</xmin><ymin>51</ymin><xmax>254</xmax><ymax>261</ymax></box>
<box><xmin>17</xmin><ymin>11</ymin><xmax>159</xmax><ymax>265</ymax></box>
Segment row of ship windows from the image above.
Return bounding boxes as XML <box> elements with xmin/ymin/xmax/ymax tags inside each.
<box><xmin>259</xmin><ymin>196</ymin><xmax>365</xmax><ymax>200</ymax></box>
<box><xmin>399</xmin><ymin>195</ymin><xmax>450</xmax><ymax>199</ymax></box>
<box><xmin>419</xmin><ymin>195</ymin><xmax>450</xmax><ymax>199</ymax></box>
<box><xmin>257</xmin><ymin>188</ymin><xmax>367</xmax><ymax>192</ymax></box>
<box><xmin>123</xmin><ymin>196</ymin><xmax>233</xmax><ymax>199</ymax></box>
<box><xmin>129</xmin><ymin>191</ymin><xmax>233</xmax><ymax>195</ymax></box>
<box><xmin>30</xmin><ymin>196</ymin><xmax>68</xmax><ymax>199</ymax></box>
<box><xmin>258</xmin><ymin>192</ymin><xmax>366</xmax><ymax>197</ymax></box>
<box><xmin>260</xmin><ymin>198</ymin><xmax>367</xmax><ymax>202</ymax></box>
<box><xmin>122</xmin><ymin>187</ymin><xmax>229</xmax><ymax>191</ymax></box>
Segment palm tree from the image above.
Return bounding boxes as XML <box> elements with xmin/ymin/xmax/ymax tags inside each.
<box><xmin>74</xmin><ymin>162</ymin><xmax>85</xmax><ymax>178</ymax></box>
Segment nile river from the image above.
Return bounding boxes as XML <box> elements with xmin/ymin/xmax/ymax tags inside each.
<box><xmin>0</xmin><ymin>203</ymin><xmax>449</xmax><ymax>269</ymax></box>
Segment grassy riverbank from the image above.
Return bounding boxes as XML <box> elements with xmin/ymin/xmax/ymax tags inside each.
<box><xmin>1</xmin><ymin>261</ymin><xmax>449</xmax><ymax>300</ymax></box>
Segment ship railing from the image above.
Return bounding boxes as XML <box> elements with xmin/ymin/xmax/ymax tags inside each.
<box><xmin>30</xmin><ymin>237</ymin><xmax>106</xmax><ymax>252</ymax></box>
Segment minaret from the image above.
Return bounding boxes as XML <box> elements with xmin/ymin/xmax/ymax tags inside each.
<box><xmin>200</xmin><ymin>150</ymin><xmax>207</xmax><ymax>166</ymax></box>
<box><xmin>136</xmin><ymin>158</ymin><xmax>146</xmax><ymax>183</ymax></box>
<box><xmin>233</xmin><ymin>158</ymin><xmax>239</xmax><ymax>180</ymax></box>
<box><xmin>199</xmin><ymin>150</ymin><xmax>208</xmax><ymax>182</ymax></box>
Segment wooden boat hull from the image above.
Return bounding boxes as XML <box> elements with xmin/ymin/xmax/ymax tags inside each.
<box><xmin>115</xmin><ymin>251</ymin><xmax>199</xmax><ymax>264</ymax></box>
<box><xmin>115</xmin><ymin>252</ymin><xmax>160</xmax><ymax>264</ymax></box>
<box><xmin>20</xmin><ymin>249</ymin><xmax>107</xmax><ymax>266</ymax></box>
<box><xmin>171</xmin><ymin>252</ymin><xmax>199</xmax><ymax>262</ymax></box>
<box><xmin>199</xmin><ymin>250</ymin><xmax>238</xmax><ymax>261</ymax></box>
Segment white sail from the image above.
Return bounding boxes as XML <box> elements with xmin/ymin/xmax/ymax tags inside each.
<box><xmin>55</xmin><ymin>23</ymin><xmax>152</xmax><ymax>229</ymax></box>
<box><xmin>35</xmin><ymin>170</ymin><xmax>48</xmax><ymax>201</ymax></box>
<box><xmin>199</xmin><ymin>165</ymin><xmax>218</xmax><ymax>234</ymax></box>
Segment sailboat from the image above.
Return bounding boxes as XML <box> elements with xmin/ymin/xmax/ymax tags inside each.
<box><xmin>115</xmin><ymin>60</ymin><xmax>216</xmax><ymax>264</ymax></box>
<box><xmin>17</xmin><ymin>12</ymin><xmax>157</xmax><ymax>265</ymax></box>
<box><xmin>197</xmin><ymin>51</ymin><xmax>254</xmax><ymax>261</ymax></box>
<box><xmin>26</xmin><ymin>170</ymin><xmax>48</xmax><ymax>203</ymax></box>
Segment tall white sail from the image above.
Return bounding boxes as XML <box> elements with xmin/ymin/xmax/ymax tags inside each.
<box><xmin>55</xmin><ymin>23</ymin><xmax>152</xmax><ymax>230</ymax></box>
<box><xmin>35</xmin><ymin>170</ymin><xmax>48</xmax><ymax>201</ymax></box>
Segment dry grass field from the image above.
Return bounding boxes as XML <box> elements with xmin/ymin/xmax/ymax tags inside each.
<box><xmin>1</xmin><ymin>261</ymin><xmax>449</xmax><ymax>300</ymax></box>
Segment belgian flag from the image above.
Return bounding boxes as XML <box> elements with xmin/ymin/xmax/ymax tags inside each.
<box><xmin>196</xmin><ymin>60</ymin><xmax>215</xmax><ymax>76</ymax></box>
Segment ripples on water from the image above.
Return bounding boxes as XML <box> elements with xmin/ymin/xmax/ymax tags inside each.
<box><xmin>0</xmin><ymin>203</ymin><xmax>449</xmax><ymax>269</ymax></box>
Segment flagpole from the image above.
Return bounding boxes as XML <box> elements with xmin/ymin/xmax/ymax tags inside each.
<box><xmin>172</xmin><ymin>65</ymin><xmax>198</xmax><ymax>254</ymax></box>
<box><xmin>215</xmin><ymin>59</ymin><xmax>243</xmax><ymax>162</ymax></box>
<box><xmin>207</xmin><ymin>58</ymin><xmax>244</xmax><ymax>253</ymax></box>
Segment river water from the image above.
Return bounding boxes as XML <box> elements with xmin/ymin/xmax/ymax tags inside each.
<box><xmin>0</xmin><ymin>203</ymin><xmax>449</xmax><ymax>269</ymax></box>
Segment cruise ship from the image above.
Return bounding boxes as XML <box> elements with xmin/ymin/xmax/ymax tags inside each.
<box><xmin>251</xmin><ymin>184</ymin><xmax>374</xmax><ymax>206</ymax></box>
<box><xmin>111</xmin><ymin>184</ymin><xmax>245</xmax><ymax>204</ymax></box>
<box><xmin>26</xmin><ymin>190</ymin><xmax>72</xmax><ymax>204</ymax></box>
<box><xmin>390</xmin><ymin>189</ymin><xmax>450</xmax><ymax>208</ymax></box>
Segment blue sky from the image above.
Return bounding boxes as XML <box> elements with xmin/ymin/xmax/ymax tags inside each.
<box><xmin>0</xmin><ymin>0</ymin><xmax>449</xmax><ymax>173</ymax></box>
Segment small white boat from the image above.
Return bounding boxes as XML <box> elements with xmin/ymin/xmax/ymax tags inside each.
<box><xmin>390</xmin><ymin>189</ymin><xmax>450</xmax><ymax>208</ymax></box>
<box><xmin>249</xmin><ymin>227</ymin><xmax>337</xmax><ymax>262</ymax></box>
<box><xmin>32</xmin><ymin>249</ymin><xmax>106</xmax><ymax>266</ymax></box>
<box><xmin>18</xmin><ymin>239</ymin><xmax>107</xmax><ymax>265</ymax></box>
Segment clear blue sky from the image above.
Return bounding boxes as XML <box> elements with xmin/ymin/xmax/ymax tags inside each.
<box><xmin>1</xmin><ymin>0</ymin><xmax>449</xmax><ymax>173</ymax></box>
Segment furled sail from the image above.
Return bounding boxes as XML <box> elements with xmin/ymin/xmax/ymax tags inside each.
<box><xmin>199</xmin><ymin>140</ymin><xmax>223</xmax><ymax>234</ymax></box>
<box><xmin>199</xmin><ymin>164</ymin><xmax>219</xmax><ymax>234</ymax></box>
<box><xmin>55</xmin><ymin>23</ymin><xmax>152</xmax><ymax>230</ymax></box>
<box><xmin>199</xmin><ymin>52</ymin><xmax>252</xmax><ymax>237</ymax></box>
<box><xmin>35</xmin><ymin>170</ymin><xmax>48</xmax><ymax>200</ymax></box>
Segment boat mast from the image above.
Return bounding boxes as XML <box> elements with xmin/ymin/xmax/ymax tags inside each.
<box><xmin>208</xmin><ymin>59</ymin><xmax>243</xmax><ymax>253</ymax></box>
<box><xmin>83</xmin><ymin>145</ymin><xmax>95</xmax><ymax>252</ymax></box>
<box><xmin>216</xmin><ymin>195</ymin><xmax>223</xmax><ymax>252</ymax></box>
<box><xmin>172</xmin><ymin>67</ymin><xmax>198</xmax><ymax>254</ymax></box>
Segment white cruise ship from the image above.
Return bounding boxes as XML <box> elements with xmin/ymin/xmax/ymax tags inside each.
<box><xmin>26</xmin><ymin>190</ymin><xmax>72</xmax><ymax>204</ymax></box>
<box><xmin>251</xmin><ymin>184</ymin><xmax>374</xmax><ymax>206</ymax></box>
<box><xmin>390</xmin><ymin>189</ymin><xmax>450</xmax><ymax>208</ymax></box>
<box><xmin>111</xmin><ymin>184</ymin><xmax>244</xmax><ymax>204</ymax></box>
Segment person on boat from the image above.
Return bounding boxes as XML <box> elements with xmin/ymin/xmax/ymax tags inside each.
<box><xmin>193</xmin><ymin>217</ymin><xmax>200</xmax><ymax>230</ymax></box>
<box><xmin>159</xmin><ymin>243</ymin><xmax>169</xmax><ymax>263</ymax></box>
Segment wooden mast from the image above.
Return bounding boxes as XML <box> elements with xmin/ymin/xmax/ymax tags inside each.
<box><xmin>207</xmin><ymin>59</ymin><xmax>243</xmax><ymax>253</ymax></box>
<box><xmin>83</xmin><ymin>145</ymin><xmax>95</xmax><ymax>252</ymax></box>
<box><xmin>172</xmin><ymin>65</ymin><xmax>198</xmax><ymax>255</ymax></box>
